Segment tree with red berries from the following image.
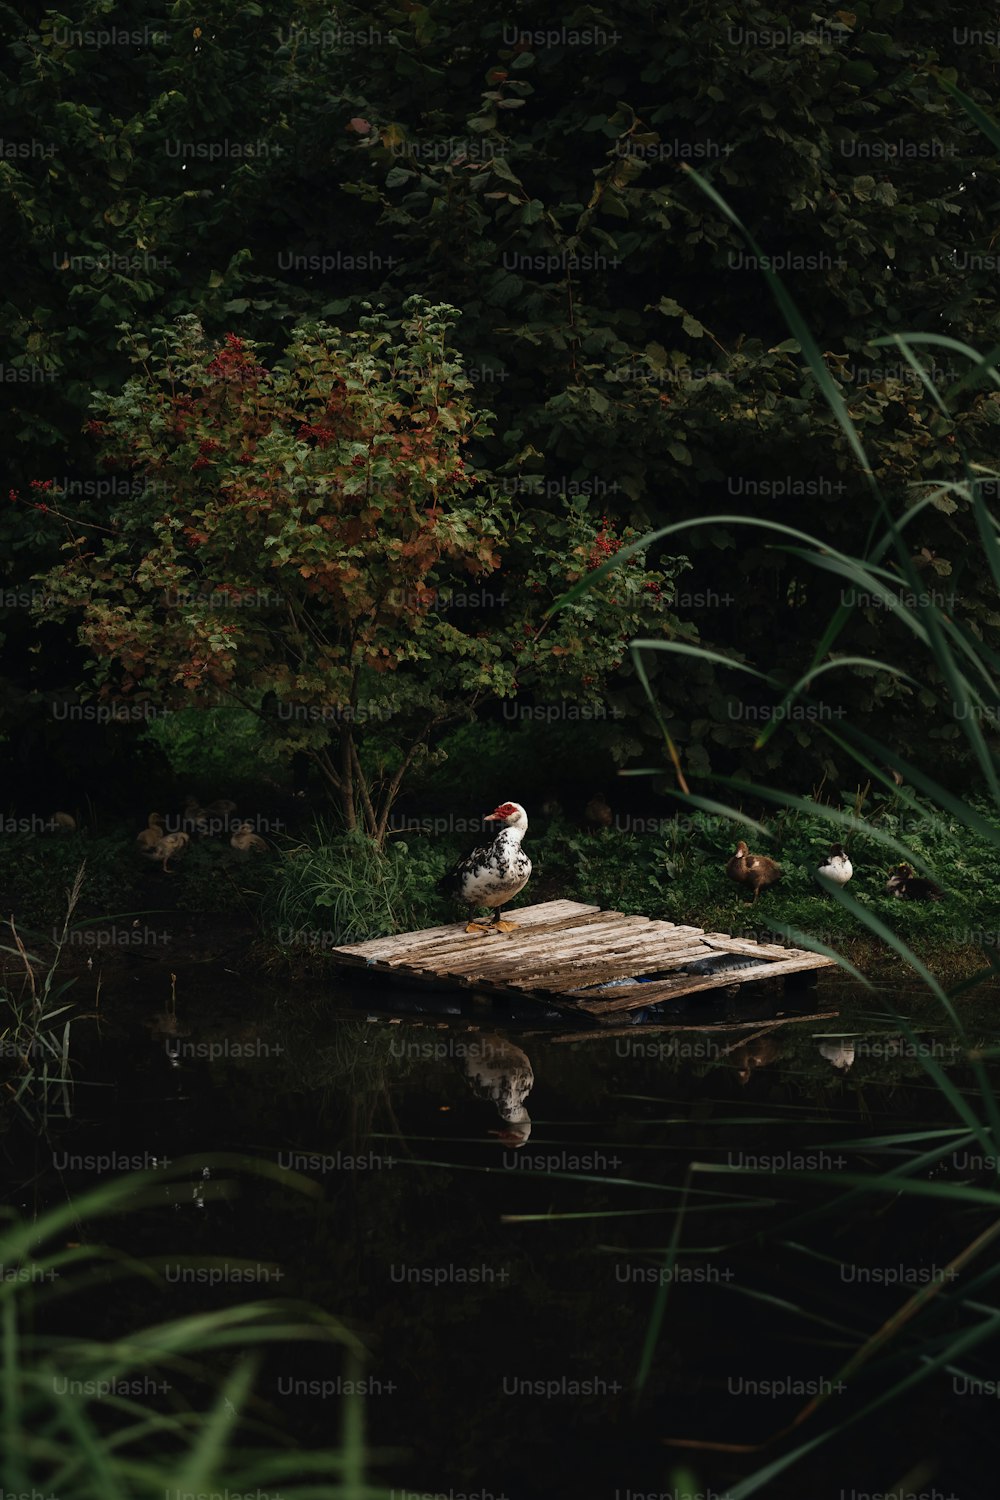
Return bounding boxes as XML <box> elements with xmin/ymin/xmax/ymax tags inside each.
<box><xmin>35</xmin><ymin>301</ymin><xmax>686</xmax><ymax>840</ymax></box>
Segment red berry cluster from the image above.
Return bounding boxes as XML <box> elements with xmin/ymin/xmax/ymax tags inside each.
<box><xmin>11</xmin><ymin>478</ymin><xmax>57</xmax><ymax>513</ymax></box>
<box><xmin>206</xmin><ymin>333</ymin><xmax>266</xmax><ymax>383</ymax></box>
<box><xmin>192</xmin><ymin>437</ymin><xmax>222</xmax><ymax>472</ymax></box>
<box><xmin>297</xmin><ymin>423</ymin><xmax>336</xmax><ymax>449</ymax></box>
<box><xmin>587</xmin><ymin>516</ymin><xmax>623</xmax><ymax>571</ymax></box>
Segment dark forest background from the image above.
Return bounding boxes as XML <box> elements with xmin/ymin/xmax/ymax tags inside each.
<box><xmin>3</xmin><ymin>0</ymin><xmax>999</xmax><ymax>811</ymax></box>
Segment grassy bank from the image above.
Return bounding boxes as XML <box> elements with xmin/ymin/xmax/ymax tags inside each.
<box><xmin>3</xmin><ymin>790</ymin><xmax>996</xmax><ymax>987</ymax></box>
<box><xmin>253</xmin><ymin>793</ymin><xmax>999</xmax><ymax>986</ymax></box>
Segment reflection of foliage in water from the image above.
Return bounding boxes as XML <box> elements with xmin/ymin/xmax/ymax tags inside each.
<box><xmin>276</xmin><ymin>1015</ymin><xmax>423</xmax><ymax>1149</ymax></box>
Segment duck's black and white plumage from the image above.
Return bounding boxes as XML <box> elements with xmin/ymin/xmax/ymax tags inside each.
<box><xmin>817</xmin><ymin>843</ymin><xmax>853</xmax><ymax>887</ymax></box>
<box><xmin>886</xmin><ymin>863</ymin><xmax>942</xmax><ymax>901</ymax></box>
<box><xmin>463</xmin><ymin>1034</ymin><xmax>534</xmax><ymax>1147</ymax></box>
<box><xmin>438</xmin><ymin>800</ymin><xmax>531</xmax><ymax>934</ymax></box>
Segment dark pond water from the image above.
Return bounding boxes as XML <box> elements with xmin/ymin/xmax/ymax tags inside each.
<box><xmin>7</xmin><ymin>954</ymin><xmax>1000</xmax><ymax>1500</ymax></box>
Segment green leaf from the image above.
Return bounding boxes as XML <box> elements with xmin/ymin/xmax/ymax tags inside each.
<box><xmin>843</xmin><ymin>59</ymin><xmax>878</xmax><ymax>85</ymax></box>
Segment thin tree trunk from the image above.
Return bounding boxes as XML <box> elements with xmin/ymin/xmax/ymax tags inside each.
<box><xmin>307</xmin><ymin>746</ymin><xmax>343</xmax><ymax>798</ymax></box>
<box><xmin>339</xmin><ymin>726</ymin><xmax>356</xmax><ymax>832</ymax></box>
<box><xmin>350</xmin><ymin>741</ymin><xmax>379</xmax><ymax>842</ymax></box>
<box><xmin>374</xmin><ymin>718</ymin><xmax>439</xmax><ymax>846</ymax></box>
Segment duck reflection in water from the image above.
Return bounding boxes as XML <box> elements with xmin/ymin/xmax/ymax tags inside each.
<box><xmin>463</xmin><ymin>1033</ymin><xmax>534</xmax><ymax>1147</ymax></box>
<box><xmin>818</xmin><ymin>1038</ymin><xmax>855</xmax><ymax>1072</ymax></box>
<box><xmin>728</xmin><ymin>1034</ymin><xmax>784</xmax><ymax>1085</ymax></box>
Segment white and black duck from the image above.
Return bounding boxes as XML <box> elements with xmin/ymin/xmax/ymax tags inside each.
<box><xmin>439</xmin><ymin>800</ymin><xmax>531</xmax><ymax>934</ymax></box>
<box><xmin>817</xmin><ymin>843</ymin><xmax>853</xmax><ymax>887</ymax></box>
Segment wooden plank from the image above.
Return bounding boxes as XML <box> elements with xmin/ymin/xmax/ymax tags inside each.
<box><xmin>360</xmin><ymin>909</ymin><xmax>619</xmax><ymax>968</ymax></box>
<box><xmin>528</xmin><ymin>946</ymin><xmax>716</xmax><ymax>993</ymax></box>
<box><xmin>430</xmin><ymin>921</ymin><xmax>710</xmax><ymax>980</ymax></box>
<box><xmin>573</xmin><ymin>953</ymin><xmax>835</xmax><ymax>1016</ymax></box>
<box><xmin>419</xmin><ymin>912</ymin><xmax>665</xmax><ymax>972</ymax></box>
<box><xmin>543</xmin><ymin>1009</ymin><xmax>841</xmax><ymax>1044</ymax></box>
<box><xmin>409</xmin><ymin>914</ymin><xmax>658</xmax><ymax>976</ymax></box>
<box><xmin>326</xmin><ymin>900</ymin><xmax>836</xmax><ymax>1017</ymax></box>
<box><xmin>700</xmin><ymin>934</ymin><xmax>838</xmax><ymax>964</ymax></box>
<box><xmin>699</xmin><ymin>933</ymin><xmax>804</xmax><ymax>959</ymax></box>
<box><xmin>337</xmin><ymin>905</ymin><xmax>708</xmax><ymax>969</ymax></box>
<box><xmin>333</xmin><ymin>900</ymin><xmax>600</xmax><ymax>961</ymax></box>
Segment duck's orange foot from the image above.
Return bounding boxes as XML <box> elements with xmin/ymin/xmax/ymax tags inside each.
<box><xmin>493</xmin><ymin>920</ymin><xmax>519</xmax><ymax>933</ymax></box>
<box><xmin>465</xmin><ymin>921</ymin><xmax>492</xmax><ymax>934</ymax></box>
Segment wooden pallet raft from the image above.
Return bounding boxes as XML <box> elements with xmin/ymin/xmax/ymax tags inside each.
<box><xmin>330</xmin><ymin>900</ymin><xmax>837</xmax><ymax>1019</ymax></box>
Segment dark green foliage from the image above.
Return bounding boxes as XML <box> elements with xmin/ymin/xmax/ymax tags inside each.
<box><xmin>5</xmin><ymin>1</ymin><xmax>1000</xmax><ymax>793</ymax></box>
<box><xmin>0</xmin><ymin>830</ymin><xmax>143</xmax><ymax>929</ymax></box>
<box><xmin>260</xmin><ymin>821</ymin><xmax>447</xmax><ymax>949</ymax></box>
<box><xmin>142</xmin><ymin>705</ymin><xmax>275</xmax><ymax>788</ymax></box>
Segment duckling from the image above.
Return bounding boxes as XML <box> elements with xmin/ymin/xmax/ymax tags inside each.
<box><xmin>584</xmin><ymin>793</ymin><xmax>613</xmax><ymax>833</ymax></box>
<box><xmin>181</xmin><ymin>795</ymin><xmax>209</xmax><ymax>835</ymax></box>
<box><xmin>817</xmin><ymin>843</ymin><xmax>853</xmax><ymax>888</ymax></box>
<box><xmin>142</xmin><ymin>830</ymin><xmax>190</xmax><ymax>873</ymax></box>
<box><xmin>230</xmin><ymin>820</ymin><xmax>268</xmax><ymax>854</ymax></box>
<box><xmin>885</xmin><ymin>863</ymin><xmax>942</xmax><ymax>901</ymax></box>
<box><xmin>204</xmin><ymin>797</ymin><xmax>237</xmax><ymax>815</ymax></box>
<box><xmin>48</xmin><ymin>811</ymin><xmax>77</xmax><ymax>833</ymax></box>
<box><xmin>726</xmin><ymin>840</ymin><xmax>782</xmax><ymax>903</ymax></box>
<box><xmin>136</xmin><ymin>812</ymin><xmax>167</xmax><ymax>852</ymax></box>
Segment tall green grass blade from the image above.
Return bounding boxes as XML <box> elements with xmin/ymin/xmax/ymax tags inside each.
<box><xmin>176</xmin><ymin>1357</ymin><xmax>256</xmax><ymax>1487</ymax></box>
<box><xmin>680</xmin><ymin>164</ymin><xmax>873</xmax><ymax>482</ymax></box>
<box><xmin>633</xmin><ymin>1169</ymin><xmax>690</xmax><ymax>1403</ymax></box>
<box><xmin>937</xmin><ymin>74</ymin><xmax>1000</xmax><ymax>151</ymax></box>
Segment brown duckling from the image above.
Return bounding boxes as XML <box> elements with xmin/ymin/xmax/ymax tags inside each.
<box><xmin>181</xmin><ymin>795</ymin><xmax>209</xmax><ymax>835</ymax></box>
<box><xmin>142</xmin><ymin>830</ymin><xmax>190</xmax><ymax>873</ymax></box>
<box><xmin>584</xmin><ymin>793</ymin><xmax>613</xmax><ymax>833</ymax></box>
<box><xmin>885</xmin><ymin>863</ymin><xmax>942</xmax><ymax>901</ymax></box>
<box><xmin>230</xmin><ymin>820</ymin><xmax>268</xmax><ymax>854</ymax></box>
<box><xmin>136</xmin><ymin>812</ymin><xmax>167</xmax><ymax>852</ymax></box>
<box><xmin>726</xmin><ymin>840</ymin><xmax>782</xmax><ymax>903</ymax></box>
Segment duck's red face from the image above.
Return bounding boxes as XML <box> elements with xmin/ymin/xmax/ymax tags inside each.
<box><xmin>485</xmin><ymin>801</ymin><xmax>519</xmax><ymax>822</ymax></box>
